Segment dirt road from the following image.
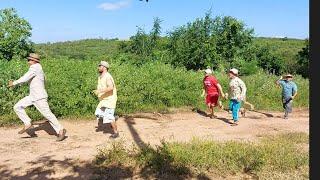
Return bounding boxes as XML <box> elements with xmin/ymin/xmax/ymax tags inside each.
<box><xmin>0</xmin><ymin>109</ymin><xmax>309</xmax><ymax>179</ymax></box>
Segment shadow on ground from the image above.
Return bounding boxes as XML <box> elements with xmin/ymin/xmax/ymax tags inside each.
<box><xmin>1</xmin><ymin>114</ymin><xmax>213</xmax><ymax>179</ymax></box>
<box><xmin>0</xmin><ymin>155</ymin><xmax>94</xmax><ymax>179</ymax></box>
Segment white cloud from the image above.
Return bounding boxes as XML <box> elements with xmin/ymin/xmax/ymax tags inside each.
<box><xmin>98</xmin><ymin>0</ymin><xmax>131</xmax><ymax>11</ymax></box>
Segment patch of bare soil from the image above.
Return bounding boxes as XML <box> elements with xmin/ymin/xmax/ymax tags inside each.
<box><xmin>0</xmin><ymin>109</ymin><xmax>309</xmax><ymax>179</ymax></box>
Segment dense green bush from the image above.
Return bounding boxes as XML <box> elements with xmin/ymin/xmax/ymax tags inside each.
<box><xmin>0</xmin><ymin>58</ymin><xmax>309</xmax><ymax>125</ymax></box>
<box><xmin>0</xmin><ymin>59</ymin><xmax>203</xmax><ymax>124</ymax></box>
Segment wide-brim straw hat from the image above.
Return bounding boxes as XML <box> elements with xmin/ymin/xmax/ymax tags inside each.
<box><xmin>284</xmin><ymin>74</ymin><xmax>293</xmax><ymax>78</ymax></box>
<box><xmin>27</xmin><ymin>53</ymin><xmax>40</xmax><ymax>62</ymax></box>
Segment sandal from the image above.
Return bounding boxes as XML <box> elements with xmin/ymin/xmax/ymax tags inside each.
<box><xmin>56</xmin><ymin>129</ymin><xmax>67</xmax><ymax>141</ymax></box>
<box><xmin>109</xmin><ymin>132</ymin><xmax>120</xmax><ymax>139</ymax></box>
<box><xmin>18</xmin><ymin>125</ymin><xmax>34</xmax><ymax>134</ymax></box>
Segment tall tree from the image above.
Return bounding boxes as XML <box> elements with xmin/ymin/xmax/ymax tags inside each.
<box><xmin>213</xmin><ymin>16</ymin><xmax>254</xmax><ymax>63</ymax></box>
<box><xmin>0</xmin><ymin>8</ymin><xmax>34</xmax><ymax>61</ymax></box>
<box><xmin>150</xmin><ymin>17</ymin><xmax>162</xmax><ymax>48</ymax></box>
<box><xmin>168</xmin><ymin>12</ymin><xmax>254</xmax><ymax>71</ymax></box>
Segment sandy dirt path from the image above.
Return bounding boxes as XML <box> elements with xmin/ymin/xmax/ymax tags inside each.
<box><xmin>0</xmin><ymin>109</ymin><xmax>309</xmax><ymax>179</ymax></box>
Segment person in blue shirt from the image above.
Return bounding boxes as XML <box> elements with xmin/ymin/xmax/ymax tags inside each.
<box><xmin>275</xmin><ymin>74</ymin><xmax>298</xmax><ymax>119</ymax></box>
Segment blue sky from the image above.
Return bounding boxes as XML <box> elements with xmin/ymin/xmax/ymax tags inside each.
<box><xmin>0</xmin><ymin>0</ymin><xmax>309</xmax><ymax>43</ymax></box>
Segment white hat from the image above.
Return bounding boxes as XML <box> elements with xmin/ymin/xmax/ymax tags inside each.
<box><xmin>229</xmin><ymin>68</ymin><xmax>239</xmax><ymax>75</ymax></box>
<box><xmin>99</xmin><ymin>61</ymin><xmax>110</xmax><ymax>68</ymax></box>
<box><xmin>284</xmin><ymin>74</ymin><xmax>293</xmax><ymax>78</ymax></box>
<box><xmin>204</xmin><ymin>68</ymin><xmax>212</xmax><ymax>74</ymax></box>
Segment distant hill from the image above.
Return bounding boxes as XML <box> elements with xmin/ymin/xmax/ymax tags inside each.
<box><xmin>35</xmin><ymin>38</ymin><xmax>121</xmax><ymax>60</ymax></box>
<box><xmin>35</xmin><ymin>37</ymin><xmax>306</xmax><ymax>69</ymax></box>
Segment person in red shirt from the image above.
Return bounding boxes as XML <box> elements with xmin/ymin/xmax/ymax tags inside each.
<box><xmin>202</xmin><ymin>69</ymin><xmax>225</xmax><ymax>118</ymax></box>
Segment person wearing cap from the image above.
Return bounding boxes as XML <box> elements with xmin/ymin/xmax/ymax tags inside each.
<box><xmin>7</xmin><ymin>53</ymin><xmax>67</xmax><ymax>141</ymax></box>
<box><xmin>227</xmin><ymin>68</ymin><xmax>247</xmax><ymax>126</ymax></box>
<box><xmin>275</xmin><ymin>74</ymin><xmax>298</xmax><ymax>119</ymax></box>
<box><xmin>201</xmin><ymin>68</ymin><xmax>225</xmax><ymax>118</ymax></box>
<box><xmin>93</xmin><ymin>60</ymin><xmax>119</xmax><ymax>138</ymax></box>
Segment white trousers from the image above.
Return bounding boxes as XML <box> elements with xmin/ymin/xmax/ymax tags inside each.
<box><xmin>13</xmin><ymin>96</ymin><xmax>63</xmax><ymax>134</ymax></box>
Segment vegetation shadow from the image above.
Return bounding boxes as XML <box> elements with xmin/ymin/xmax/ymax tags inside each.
<box><xmin>121</xmin><ymin>115</ymin><xmax>212</xmax><ymax>179</ymax></box>
<box><xmin>0</xmin><ymin>155</ymin><xmax>95</xmax><ymax>179</ymax></box>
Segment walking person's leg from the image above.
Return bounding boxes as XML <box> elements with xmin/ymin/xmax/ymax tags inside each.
<box><xmin>205</xmin><ymin>95</ymin><xmax>212</xmax><ymax>117</ymax></box>
<box><xmin>33</xmin><ymin>99</ymin><xmax>66</xmax><ymax>141</ymax></box>
<box><xmin>13</xmin><ymin>96</ymin><xmax>34</xmax><ymax>134</ymax></box>
<box><xmin>110</xmin><ymin>121</ymin><xmax>118</xmax><ymax>135</ymax></box>
<box><xmin>102</xmin><ymin>108</ymin><xmax>119</xmax><ymax>138</ymax></box>
<box><xmin>209</xmin><ymin>105</ymin><xmax>215</xmax><ymax>118</ymax></box>
<box><xmin>95</xmin><ymin>107</ymin><xmax>104</xmax><ymax>120</ymax></box>
<box><xmin>231</xmin><ymin>100</ymin><xmax>241</xmax><ymax>125</ymax></box>
<box><xmin>206</xmin><ymin>104</ymin><xmax>211</xmax><ymax>117</ymax></box>
<box><xmin>210</xmin><ymin>95</ymin><xmax>219</xmax><ymax>118</ymax></box>
<box><xmin>229</xmin><ymin>100</ymin><xmax>233</xmax><ymax>114</ymax></box>
<box><xmin>284</xmin><ymin>99</ymin><xmax>293</xmax><ymax>119</ymax></box>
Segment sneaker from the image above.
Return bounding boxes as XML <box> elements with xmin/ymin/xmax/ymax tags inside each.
<box><xmin>109</xmin><ymin>132</ymin><xmax>119</xmax><ymax>139</ymax></box>
<box><xmin>230</xmin><ymin>121</ymin><xmax>238</xmax><ymax>126</ymax></box>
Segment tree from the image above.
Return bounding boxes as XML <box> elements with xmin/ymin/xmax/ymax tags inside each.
<box><xmin>168</xmin><ymin>12</ymin><xmax>254</xmax><ymax>71</ymax></box>
<box><xmin>0</xmin><ymin>8</ymin><xmax>34</xmax><ymax>61</ymax></box>
<box><xmin>255</xmin><ymin>45</ymin><xmax>285</xmax><ymax>75</ymax></box>
<box><xmin>213</xmin><ymin>16</ymin><xmax>254</xmax><ymax>63</ymax></box>
<box><xmin>168</xmin><ymin>13</ymin><xmax>220</xmax><ymax>70</ymax></box>
<box><xmin>150</xmin><ymin>17</ymin><xmax>162</xmax><ymax>48</ymax></box>
<box><xmin>123</xmin><ymin>17</ymin><xmax>162</xmax><ymax>64</ymax></box>
<box><xmin>296</xmin><ymin>39</ymin><xmax>309</xmax><ymax>78</ymax></box>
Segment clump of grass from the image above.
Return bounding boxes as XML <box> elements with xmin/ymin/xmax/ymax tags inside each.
<box><xmin>93</xmin><ymin>133</ymin><xmax>309</xmax><ymax>179</ymax></box>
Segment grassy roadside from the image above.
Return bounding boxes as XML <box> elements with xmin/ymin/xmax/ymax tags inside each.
<box><xmin>93</xmin><ymin>132</ymin><xmax>309</xmax><ymax>179</ymax></box>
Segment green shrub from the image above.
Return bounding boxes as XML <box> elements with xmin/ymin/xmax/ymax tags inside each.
<box><xmin>0</xmin><ymin>59</ymin><xmax>308</xmax><ymax>125</ymax></box>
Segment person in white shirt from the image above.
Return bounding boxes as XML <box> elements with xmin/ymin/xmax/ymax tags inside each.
<box><xmin>8</xmin><ymin>53</ymin><xmax>67</xmax><ymax>141</ymax></box>
<box><xmin>227</xmin><ymin>68</ymin><xmax>247</xmax><ymax>126</ymax></box>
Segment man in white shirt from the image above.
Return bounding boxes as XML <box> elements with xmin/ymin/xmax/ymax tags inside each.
<box><xmin>8</xmin><ymin>53</ymin><xmax>67</xmax><ymax>141</ymax></box>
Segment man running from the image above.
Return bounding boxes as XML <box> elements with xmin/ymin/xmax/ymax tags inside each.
<box><xmin>275</xmin><ymin>74</ymin><xmax>298</xmax><ymax>119</ymax></box>
<box><xmin>8</xmin><ymin>53</ymin><xmax>67</xmax><ymax>141</ymax></box>
<box><xmin>93</xmin><ymin>61</ymin><xmax>119</xmax><ymax>138</ymax></box>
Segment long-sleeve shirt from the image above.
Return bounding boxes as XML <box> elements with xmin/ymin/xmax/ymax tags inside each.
<box><xmin>229</xmin><ymin>77</ymin><xmax>246</xmax><ymax>101</ymax></box>
<box><xmin>13</xmin><ymin>63</ymin><xmax>48</xmax><ymax>101</ymax></box>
